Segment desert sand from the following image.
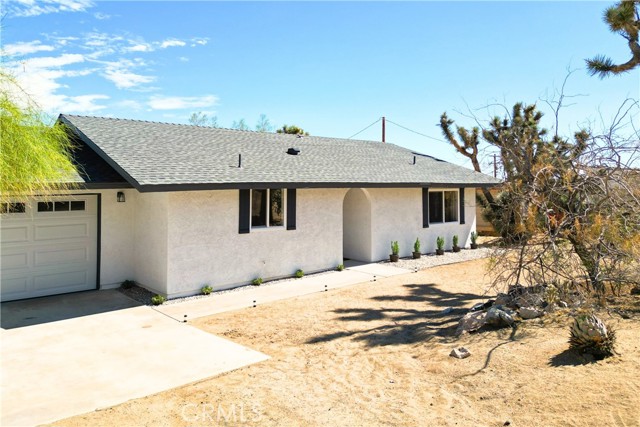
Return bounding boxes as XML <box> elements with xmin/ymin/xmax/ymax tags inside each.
<box><xmin>50</xmin><ymin>258</ymin><xmax>640</xmax><ymax>427</ymax></box>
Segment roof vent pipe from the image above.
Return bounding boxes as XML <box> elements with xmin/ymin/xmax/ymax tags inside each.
<box><xmin>287</xmin><ymin>148</ymin><xmax>300</xmax><ymax>155</ymax></box>
<box><xmin>413</xmin><ymin>155</ymin><xmax>416</xmax><ymax>165</ymax></box>
<box><xmin>238</xmin><ymin>153</ymin><xmax>242</xmax><ymax>168</ymax></box>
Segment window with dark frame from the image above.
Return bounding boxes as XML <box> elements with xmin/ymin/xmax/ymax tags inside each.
<box><xmin>251</xmin><ymin>189</ymin><xmax>284</xmax><ymax>228</ymax></box>
<box><xmin>0</xmin><ymin>202</ymin><xmax>26</xmax><ymax>214</ymax></box>
<box><xmin>37</xmin><ymin>200</ymin><xmax>86</xmax><ymax>213</ymax></box>
<box><xmin>428</xmin><ymin>190</ymin><xmax>458</xmax><ymax>223</ymax></box>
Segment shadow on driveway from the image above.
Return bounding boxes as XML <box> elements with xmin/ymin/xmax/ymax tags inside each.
<box><xmin>1</xmin><ymin>290</ymin><xmax>141</xmax><ymax>329</ymax></box>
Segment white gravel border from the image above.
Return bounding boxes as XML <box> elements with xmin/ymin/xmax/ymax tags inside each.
<box><xmin>139</xmin><ymin>247</ymin><xmax>493</xmax><ymax>306</ymax></box>
<box><xmin>380</xmin><ymin>247</ymin><xmax>492</xmax><ymax>270</ymax></box>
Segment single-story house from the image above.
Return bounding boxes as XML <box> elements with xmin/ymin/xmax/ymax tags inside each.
<box><xmin>0</xmin><ymin>115</ymin><xmax>499</xmax><ymax>302</ymax></box>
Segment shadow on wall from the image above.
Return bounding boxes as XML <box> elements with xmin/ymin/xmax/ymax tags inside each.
<box><xmin>305</xmin><ymin>283</ymin><xmax>485</xmax><ymax>347</ymax></box>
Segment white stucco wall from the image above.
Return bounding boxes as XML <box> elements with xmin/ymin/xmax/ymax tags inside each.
<box><xmin>165</xmin><ymin>188</ymin><xmax>345</xmax><ymax>297</ymax></box>
<box><xmin>92</xmin><ymin>186</ymin><xmax>477</xmax><ymax>298</ymax></box>
<box><xmin>343</xmin><ymin>188</ymin><xmax>372</xmax><ymax>262</ymax></box>
<box><xmin>97</xmin><ymin>189</ymin><xmax>135</xmax><ymax>287</ymax></box>
<box><xmin>366</xmin><ymin>187</ymin><xmax>477</xmax><ymax>261</ymax></box>
<box><xmin>133</xmin><ymin>192</ymin><xmax>169</xmax><ymax>294</ymax></box>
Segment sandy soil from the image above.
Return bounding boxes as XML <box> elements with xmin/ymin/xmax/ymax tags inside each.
<box><xmin>51</xmin><ymin>258</ymin><xmax>640</xmax><ymax>427</ymax></box>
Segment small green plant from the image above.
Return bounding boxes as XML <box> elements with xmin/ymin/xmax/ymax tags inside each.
<box><xmin>413</xmin><ymin>237</ymin><xmax>421</xmax><ymax>253</ymax></box>
<box><xmin>337</xmin><ymin>264</ymin><xmax>345</xmax><ymax>271</ymax></box>
<box><xmin>252</xmin><ymin>277</ymin><xmax>263</xmax><ymax>286</ymax></box>
<box><xmin>201</xmin><ymin>284</ymin><xmax>213</xmax><ymax>295</ymax></box>
<box><xmin>436</xmin><ymin>236</ymin><xmax>445</xmax><ymax>251</ymax></box>
<box><xmin>121</xmin><ymin>279</ymin><xmax>135</xmax><ymax>290</ymax></box>
<box><xmin>470</xmin><ymin>231</ymin><xmax>478</xmax><ymax>244</ymax></box>
<box><xmin>452</xmin><ymin>235</ymin><xmax>459</xmax><ymax>247</ymax></box>
<box><xmin>295</xmin><ymin>269</ymin><xmax>304</xmax><ymax>278</ymax></box>
<box><xmin>151</xmin><ymin>294</ymin><xmax>166</xmax><ymax>305</ymax></box>
<box><xmin>391</xmin><ymin>240</ymin><xmax>399</xmax><ymax>255</ymax></box>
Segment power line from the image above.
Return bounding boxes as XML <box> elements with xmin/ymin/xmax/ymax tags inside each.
<box><xmin>347</xmin><ymin>118</ymin><xmax>381</xmax><ymax>139</ymax></box>
<box><xmin>385</xmin><ymin>118</ymin><xmax>446</xmax><ymax>143</ymax></box>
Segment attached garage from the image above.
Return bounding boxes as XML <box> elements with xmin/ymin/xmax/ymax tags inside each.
<box><xmin>0</xmin><ymin>194</ymin><xmax>99</xmax><ymax>302</ymax></box>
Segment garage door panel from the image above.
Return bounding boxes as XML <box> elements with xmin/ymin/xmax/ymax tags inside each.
<box><xmin>1</xmin><ymin>252</ymin><xmax>29</xmax><ymax>269</ymax></box>
<box><xmin>35</xmin><ymin>223</ymin><xmax>89</xmax><ymax>241</ymax></box>
<box><xmin>1</xmin><ymin>277</ymin><xmax>28</xmax><ymax>295</ymax></box>
<box><xmin>1</xmin><ymin>195</ymin><xmax>98</xmax><ymax>302</ymax></box>
<box><xmin>33</xmin><ymin>270</ymin><xmax>89</xmax><ymax>291</ymax></box>
<box><xmin>1</xmin><ymin>226</ymin><xmax>29</xmax><ymax>243</ymax></box>
<box><xmin>35</xmin><ymin>247</ymin><xmax>89</xmax><ymax>266</ymax></box>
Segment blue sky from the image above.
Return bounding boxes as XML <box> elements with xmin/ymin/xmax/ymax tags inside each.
<box><xmin>2</xmin><ymin>1</ymin><xmax>638</xmax><ymax>167</ymax></box>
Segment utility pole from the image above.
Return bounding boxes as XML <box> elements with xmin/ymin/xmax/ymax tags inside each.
<box><xmin>382</xmin><ymin>116</ymin><xmax>386</xmax><ymax>143</ymax></box>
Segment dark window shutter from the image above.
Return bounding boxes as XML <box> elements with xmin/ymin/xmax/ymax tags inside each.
<box><xmin>422</xmin><ymin>187</ymin><xmax>429</xmax><ymax>228</ymax></box>
<box><xmin>239</xmin><ymin>189</ymin><xmax>250</xmax><ymax>234</ymax></box>
<box><xmin>287</xmin><ymin>188</ymin><xmax>296</xmax><ymax>230</ymax></box>
<box><xmin>459</xmin><ymin>188</ymin><xmax>465</xmax><ymax>224</ymax></box>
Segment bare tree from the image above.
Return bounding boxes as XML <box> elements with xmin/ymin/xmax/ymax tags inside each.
<box><xmin>487</xmin><ymin>100</ymin><xmax>640</xmax><ymax>297</ymax></box>
<box><xmin>188</xmin><ymin>112</ymin><xmax>219</xmax><ymax>128</ymax></box>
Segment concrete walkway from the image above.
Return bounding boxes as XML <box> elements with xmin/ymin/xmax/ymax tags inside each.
<box><xmin>155</xmin><ymin>262</ymin><xmax>412</xmax><ymax>321</ymax></box>
<box><xmin>0</xmin><ymin>292</ymin><xmax>268</xmax><ymax>427</ymax></box>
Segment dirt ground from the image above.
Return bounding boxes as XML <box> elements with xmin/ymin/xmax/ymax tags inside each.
<box><xmin>51</xmin><ymin>258</ymin><xmax>640</xmax><ymax>427</ymax></box>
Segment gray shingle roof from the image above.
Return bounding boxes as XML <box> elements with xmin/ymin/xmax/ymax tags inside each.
<box><xmin>59</xmin><ymin>114</ymin><xmax>500</xmax><ymax>191</ymax></box>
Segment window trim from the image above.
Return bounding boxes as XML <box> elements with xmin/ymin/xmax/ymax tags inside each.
<box><xmin>250</xmin><ymin>188</ymin><xmax>286</xmax><ymax>230</ymax></box>
<box><xmin>427</xmin><ymin>190</ymin><xmax>459</xmax><ymax>224</ymax></box>
<box><xmin>0</xmin><ymin>202</ymin><xmax>27</xmax><ymax>215</ymax></box>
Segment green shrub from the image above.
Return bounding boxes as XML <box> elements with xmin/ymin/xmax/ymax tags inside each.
<box><xmin>252</xmin><ymin>277</ymin><xmax>263</xmax><ymax>286</ymax></box>
<box><xmin>151</xmin><ymin>294</ymin><xmax>166</xmax><ymax>305</ymax></box>
<box><xmin>201</xmin><ymin>284</ymin><xmax>213</xmax><ymax>295</ymax></box>
<box><xmin>295</xmin><ymin>269</ymin><xmax>304</xmax><ymax>278</ymax></box>
<box><xmin>121</xmin><ymin>279</ymin><xmax>135</xmax><ymax>289</ymax></box>
<box><xmin>337</xmin><ymin>264</ymin><xmax>345</xmax><ymax>271</ymax></box>
<box><xmin>413</xmin><ymin>238</ymin><xmax>421</xmax><ymax>253</ymax></box>
<box><xmin>436</xmin><ymin>236</ymin><xmax>445</xmax><ymax>250</ymax></box>
<box><xmin>391</xmin><ymin>240</ymin><xmax>399</xmax><ymax>255</ymax></box>
<box><xmin>452</xmin><ymin>234</ymin><xmax>459</xmax><ymax>247</ymax></box>
<box><xmin>470</xmin><ymin>231</ymin><xmax>478</xmax><ymax>244</ymax></box>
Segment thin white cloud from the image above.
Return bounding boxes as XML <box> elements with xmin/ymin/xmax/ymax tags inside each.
<box><xmin>60</xmin><ymin>94</ymin><xmax>109</xmax><ymax>112</ymax></box>
<box><xmin>104</xmin><ymin>68</ymin><xmax>155</xmax><ymax>89</ymax></box>
<box><xmin>9</xmin><ymin>0</ymin><xmax>94</xmax><ymax>17</ymax></box>
<box><xmin>23</xmin><ymin>53</ymin><xmax>85</xmax><ymax>69</ymax></box>
<box><xmin>178</xmin><ymin>57</ymin><xmax>189</xmax><ymax>62</ymax></box>
<box><xmin>3</xmin><ymin>40</ymin><xmax>56</xmax><ymax>56</ymax></box>
<box><xmin>5</xmin><ymin>61</ymin><xmax>106</xmax><ymax>113</ymax></box>
<box><xmin>127</xmin><ymin>43</ymin><xmax>151</xmax><ymax>53</ymax></box>
<box><xmin>190</xmin><ymin>38</ymin><xmax>209</xmax><ymax>47</ymax></box>
<box><xmin>93</xmin><ymin>12</ymin><xmax>109</xmax><ymax>20</ymax></box>
<box><xmin>148</xmin><ymin>95</ymin><xmax>218</xmax><ymax>110</ymax></box>
<box><xmin>160</xmin><ymin>39</ymin><xmax>186</xmax><ymax>49</ymax></box>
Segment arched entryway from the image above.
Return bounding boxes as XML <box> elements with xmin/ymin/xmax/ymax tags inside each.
<box><xmin>343</xmin><ymin>188</ymin><xmax>372</xmax><ymax>262</ymax></box>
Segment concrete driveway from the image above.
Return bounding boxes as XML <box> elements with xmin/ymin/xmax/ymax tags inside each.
<box><xmin>0</xmin><ymin>291</ymin><xmax>268</xmax><ymax>426</ymax></box>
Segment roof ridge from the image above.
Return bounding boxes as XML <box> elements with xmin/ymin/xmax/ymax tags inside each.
<box><xmin>60</xmin><ymin>114</ymin><xmax>267</xmax><ymax>134</ymax></box>
<box><xmin>59</xmin><ymin>114</ymin><xmax>397</xmax><ymax>144</ymax></box>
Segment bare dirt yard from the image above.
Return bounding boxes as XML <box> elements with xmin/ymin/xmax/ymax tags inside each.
<box><xmin>51</xmin><ymin>258</ymin><xmax>640</xmax><ymax>427</ymax></box>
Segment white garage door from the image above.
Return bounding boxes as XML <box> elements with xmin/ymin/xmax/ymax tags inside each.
<box><xmin>1</xmin><ymin>195</ymin><xmax>98</xmax><ymax>302</ymax></box>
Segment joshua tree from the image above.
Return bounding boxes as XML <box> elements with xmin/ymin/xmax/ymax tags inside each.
<box><xmin>586</xmin><ymin>0</ymin><xmax>640</xmax><ymax>78</ymax></box>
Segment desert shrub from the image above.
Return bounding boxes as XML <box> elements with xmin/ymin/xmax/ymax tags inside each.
<box><xmin>121</xmin><ymin>279</ymin><xmax>135</xmax><ymax>289</ymax></box>
<box><xmin>201</xmin><ymin>284</ymin><xmax>213</xmax><ymax>295</ymax></box>
<box><xmin>151</xmin><ymin>294</ymin><xmax>166</xmax><ymax>305</ymax></box>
